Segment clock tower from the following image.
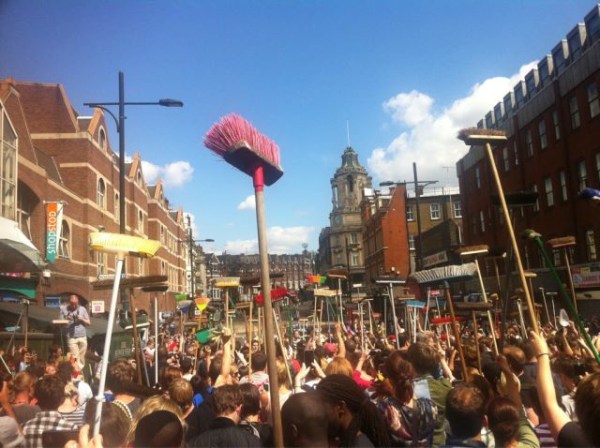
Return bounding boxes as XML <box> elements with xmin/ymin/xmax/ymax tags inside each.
<box><xmin>327</xmin><ymin>146</ymin><xmax>372</xmax><ymax>285</ymax></box>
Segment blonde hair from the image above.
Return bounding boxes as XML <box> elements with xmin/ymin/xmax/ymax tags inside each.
<box><xmin>127</xmin><ymin>395</ymin><xmax>185</xmax><ymax>443</ymax></box>
<box><xmin>276</xmin><ymin>359</ymin><xmax>291</xmax><ymax>388</ymax></box>
<box><xmin>325</xmin><ymin>356</ymin><xmax>354</xmax><ymax>377</ymax></box>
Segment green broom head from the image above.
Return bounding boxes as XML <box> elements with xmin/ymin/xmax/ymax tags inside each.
<box><xmin>410</xmin><ymin>263</ymin><xmax>477</xmax><ymax>285</ymax></box>
<box><xmin>203</xmin><ymin>114</ymin><xmax>283</xmax><ymax>186</ymax></box>
<box><xmin>457</xmin><ymin>127</ymin><xmax>507</xmax><ymax>146</ymax></box>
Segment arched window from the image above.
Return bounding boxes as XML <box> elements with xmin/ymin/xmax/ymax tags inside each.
<box><xmin>138</xmin><ymin>209</ymin><xmax>144</xmax><ymax>232</ymax></box>
<box><xmin>114</xmin><ymin>193</ymin><xmax>119</xmax><ymax>222</ymax></box>
<box><xmin>98</xmin><ymin>127</ymin><xmax>107</xmax><ymax>151</ymax></box>
<box><xmin>97</xmin><ymin>178</ymin><xmax>106</xmax><ymax>209</ymax></box>
<box><xmin>58</xmin><ymin>220</ymin><xmax>70</xmax><ymax>259</ymax></box>
<box><xmin>136</xmin><ymin>170</ymin><xmax>143</xmax><ymax>186</ymax></box>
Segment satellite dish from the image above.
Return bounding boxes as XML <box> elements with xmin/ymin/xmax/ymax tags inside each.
<box><xmin>558</xmin><ymin>309</ymin><xmax>570</xmax><ymax>328</ymax></box>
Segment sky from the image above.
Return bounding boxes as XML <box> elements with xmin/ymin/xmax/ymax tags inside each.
<box><xmin>0</xmin><ymin>0</ymin><xmax>595</xmax><ymax>255</ymax></box>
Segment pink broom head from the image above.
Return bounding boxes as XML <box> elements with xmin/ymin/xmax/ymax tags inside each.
<box><xmin>203</xmin><ymin>114</ymin><xmax>283</xmax><ymax>186</ymax></box>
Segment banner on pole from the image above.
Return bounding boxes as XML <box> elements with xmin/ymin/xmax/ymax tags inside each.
<box><xmin>45</xmin><ymin>202</ymin><xmax>63</xmax><ymax>263</ymax></box>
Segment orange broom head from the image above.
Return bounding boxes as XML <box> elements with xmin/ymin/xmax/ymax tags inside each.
<box><xmin>547</xmin><ymin>236</ymin><xmax>576</xmax><ymax>249</ymax></box>
<box><xmin>204</xmin><ymin>114</ymin><xmax>283</xmax><ymax>186</ymax></box>
<box><xmin>457</xmin><ymin>127</ymin><xmax>507</xmax><ymax>145</ymax></box>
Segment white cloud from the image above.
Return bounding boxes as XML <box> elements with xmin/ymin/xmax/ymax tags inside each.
<box><xmin>368</xmin><ymin>62</ymin><xmax>538</xmax><ymax>186</ymax></box>
<box><xmin>141</xmin><ymin>160</ymin><xmax>194</xmax><ymax>188</ymax></box>
<box><xmin>237</xmin><ymin>195</ymin><xmax>256</xmax><ymax>211</ymax></box>
<box><xmin>223</xmin><ymin>226</ymin><xmax>314</xmax><ymax>255</ymax></box>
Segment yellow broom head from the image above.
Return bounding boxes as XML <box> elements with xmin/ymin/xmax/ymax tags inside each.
<box><xmin>89</xmin><ymin>232</ymin><xmax>160</xmax><ymax>258</ymax></box>
<box><xmin>213</xmin><ymin>277</ymin><xmax>240</xmax><ymax>288</ymax></box>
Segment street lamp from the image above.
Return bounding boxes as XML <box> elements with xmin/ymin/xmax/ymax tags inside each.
<box><xmin>84</xmin><ymin>71</ymin><xmax>183</xmax><ymax>235</ymax></box>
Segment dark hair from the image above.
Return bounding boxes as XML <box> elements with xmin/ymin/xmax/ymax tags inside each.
<box><xmin>213</xmin><ymin>384</ymin><xmax>243</xmax><ymax>415</ymax></box>
<box><xmin>377</xmin><ymin>351</ymin><xmax>414</xmax><ymax>404</ymax></box>
<box><xmin>107</xmin><ymin>359</ymin><xmax>135</xmax><ymax>394</ymax></box>
<box><xmin>56</xmin><ymin>361</ymin><xmax>74</xmax><ymax>384</ymax></box>
<box><xmin>317</xmin><ymin>374</ymin><xmax>390</xmax><ymax>447</ymax></box>
<box><xmin>281</xmin><ymin>392</ymin><xmax>329</xmax><ymax>447</ymax></box>
<box><xmin>133</xmin><ymin>410</ymin><xmax>183</xmax><ymax>447</ymax></box>
<box><xmin>208</xmin><ymin>354</ymin><xmax>223</xmax><ymax>385</ymax></box>
<box><xmin>502</xmin><ymin>346</ymin><xmax>526</xmax><ymax>375</ymax></box>
<box><xmin>180</xmin><ymin>358</ymin><xmax>192</xmax><ymax>374</ymax></box>
<box><xmin>35</xmin><ymin>375</ymin><xmax>66</xmax><ymax>410</ymax></box>
<box><xmin>160</xmin><ymin>366</ymin><xmax>182</xmax><ymax>390</ymax></box>
<box><xmin>469</xmin><ymin>374</ymin><xmax>495</xmax><ymax>411</ymax></box>
<box><xmin>554</xmin><ymin>355</ymin><xmax>583</xmax><ymax>381</ymax></box>
<box><xmin>239</xmin><ymin>383</ymin><xmax>261</xmax><ymax>419</ymax></box>
<box><xmin>445</xmin><ymin>383</ymin><xmax>486</xmax><ymax>439</ymax></box>
<box><xmin>487</xmin><ymin>396</ymin><xmax>520</xmax><ymax>447</ymax></box>
<box><xmin>407</xmin><ymin>342</ymin><xmax>439</xmax><ymax>375</ymax></box>
<box><xmin>575</xmin><ymin>372</ymin><xmax>600</xmax><ymax>446</ymax></box>
<box><xmin>251</xmin><ymin>351</ymin><xmax>267</xmax><ymax>371</ymax></box>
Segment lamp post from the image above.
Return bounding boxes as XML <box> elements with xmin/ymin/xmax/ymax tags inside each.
<box><xmin>84</xmin><ymin>71</ymin><xmax>183</xmax><ymax>234</ymax></box>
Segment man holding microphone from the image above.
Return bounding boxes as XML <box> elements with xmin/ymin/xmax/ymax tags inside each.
<box><xmin>59</xmin><ymin>294</ymin><xmax>91</xmax><ymax>371</ymax></box>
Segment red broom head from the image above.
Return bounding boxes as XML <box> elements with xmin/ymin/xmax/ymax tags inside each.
<box><xmin>204</xmin><ymin>114</ymin><xmax>283</xmax><ymax>186</ymax></box>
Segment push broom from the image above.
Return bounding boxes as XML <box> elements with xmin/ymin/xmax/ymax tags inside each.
<box><xmin>410</xmin><ymin>263</ymin><xmax>478</xmax><ymax>380</ymax></box>
<box><xmin>203</xmin><ymin>114</ymin><xmax>284</xmax><ymax>447</ymax></box>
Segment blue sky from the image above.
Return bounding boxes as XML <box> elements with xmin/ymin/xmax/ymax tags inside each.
<box><xmin>0</xmin><ymin>0</ymin><xmax>594</xmax><ymax>254</ymax></box>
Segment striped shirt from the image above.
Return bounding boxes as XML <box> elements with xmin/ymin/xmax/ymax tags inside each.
<box><xmin>59</xmin><ymin>406</ymin><xmax>86</xmax><ymax>428</ymax></box>
<box><xmin>535</xmin><ymin>423</ymin><xmax>557</xmax><ymax>448</ymax></box>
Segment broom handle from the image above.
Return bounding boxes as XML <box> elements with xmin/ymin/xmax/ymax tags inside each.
<box><xmin>253</xmin><ymin>167</ymin><xmax>283</xmax><ymax>447</ymax></box>
<box><xmin>445</xmin><ymin>284</ymin><xmax>469</xmax><ymax>381</ymax></box>
<box><xmin>484</xmin><ymin>142</ymin><xmax>539</xmax><ymax>334</ymax></box>
<box><xmin>562</xmin><ymin>249</ymin><xmax>579</xmax><ymax>314</ymax></box>
<box><xmin>474</xmin><ymin>259</ymin><xmax>499</xmax><ymax>356</ymax></box>
<box><xmin>94</xmin><ymin>256</ymin><xmax>124</xmax><ymax>436</ymax></box>
<box><xmin>531</xmin><ymin>236</ymin><xmax>600</xmax><ymax>363</ymax></box>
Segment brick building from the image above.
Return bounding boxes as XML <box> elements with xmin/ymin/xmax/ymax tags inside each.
<box><xmin>0</xmin><ymin>79</ymin><xmax>189</xmax><ymax>313</ymax></box>
<box><xmin>455</xmin><ymin>5</ymin><xmax>600</xmax><ymax>311</ymax></box>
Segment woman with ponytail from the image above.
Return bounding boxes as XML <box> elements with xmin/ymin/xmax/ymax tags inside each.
<box><xmin>372</xmin><ymin>351</ymin><xmax>438</xmax><ymax>446</ymax></box>
<box><xmin>316</xmin><ymin>374</ymin><xmax>390</xmax><ymax>447</ymax></box>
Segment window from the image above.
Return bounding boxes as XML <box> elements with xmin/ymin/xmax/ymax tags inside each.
<box><xmin>160</xmin><ymin>225</ymin><xmax>165</xmax><ymax>243</ymax></box>
<box><xmin>513</xmin><ymin>142</ymin><xmax>519</xmax><ymax>166</ymax></box>
<box><xmin>351</xmin><ymin>232</ymin><xmax>358</xmax><ymax>244</ymax></box>
<box><xmin>430</xmin><ymin>203</ymin><xmax>440</xmax><ymax>220</ymax></box>
<box><xmin>408</xmin><ymin>235</ymin><xmax>415</xmax><ymax>251</ymax></box>
<box><xmin>526</xmin><ymin>129</ymin><xmax>534</xmax><ymax>157</ymax></box>
<box><xmin>114</xmin><ymin>193</ymin><xmax>119</xmax><ymax>222</ymax></box>
<box><xmin>544</xmin><ymin>177</ymin><xmax>554</xmax><ymax>207</ymax></box>
<box><xmin>453</xmin><ymin>201</ymin><xmax>462</xmax><ymax>218</ymax></box>
<box><xmin>96</xmin><ymin>252</ymin><xmax>106</xmax><ymax>277</ymax></box>
<box><xmin>58</xmin><ymin>220</ymin><xmax>70</xmax><ymax>259</ymax></box>
<box><xmin>570</xmin><ymin>96</ymin><xmax>581</xmax><ymax>129</ymax></box>
<box><xmin>136</xmin><ymin>170</ymin><xmax>143</xmax><ymax>187</ymax></box>
<box><xmin>475</xmin><ymin>167</ymin><xmax>481</xmax><ymax>189</ymax></box>
<box><xmin>560</xmin><ymin>170</ymin><xmax>568</xmax><ymax>201</ymax></box>
<box><xmin>351</xmin><ymin>253</ymin><xmax>359</xmax><ymax>266</ymax></box>
<box><xmin>538</xmin><ymin>120</ymin><xmax>548</xmax><ymax>150</ymax></box>
<box><xmin>137</xmin><ymin>209</ymin><xmax>144</xmax><ymax>233</ymax></box>
<box><xmin>0</xmin><ymin>111</ymin><xmax>17</xmax><ymax>220</ymax></box>
<box><xmin>532</xmin><ymin>184</ymin><xmax>539</xmax><ymax>212</ymax></box>
<box><xmin>406</xmin><ymin>206</ymin><xmax>414</xmax><ymax>221</ymax></box>
<box><xmin>332</xmin><ymin>186</ymin><xmax>338</xmax><ymax>207</ymax></box>
<box><xmin>17</xmin><ymin>193</ymin><xmax>31</xmax><ymax>240</ymax></box>
<box><xmin>552</xmin><ymin>110</ymin><xmax>561</xmax><ymax>140</ymax></box>
<box><xmin>588</xmin><ymin>83</ymin><xmax>600</xmax><ymax>118</ymax></box>
<box><xmin>98</xmin><ymin>127</ymin><xmax>107</xmax><ymax>151</ymax></box>
<box><xmin>586</xmin><ymin>230</ymin><xmax>597</xmax><ymax>261</ymax></box>
<box><xmin>346</xmin><ymin>175</ymin><xmax>354</xmax><ymax>193</ymax></box>
<box><xmin>479</xmin><ymin>210</ymin><xmax>485</xmax><ymax>232</ymax></box>
<box><xmin>553</xmin><ymin>249</ymin><xmax>562</xmax><ymax>267</ymax></box>
<box><xmin>578</xmin><ymin>160</ymin><xmax>588</xmax><ymax>191</ymax></box>
<box><xmin>502</xmin><ymin>147</ymin><xmax>509</xmax><ymax>172</ymax></box>
<box><xmin>96</xmin><ymin>178</ymin><xmax>106</xmax><ymax>209</ymax></box>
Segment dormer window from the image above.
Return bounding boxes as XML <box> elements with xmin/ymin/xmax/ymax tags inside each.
<box><xmin>136</xmin><ymin>170</ymin><xmax>143</xmax><ymax>186</ymax></box>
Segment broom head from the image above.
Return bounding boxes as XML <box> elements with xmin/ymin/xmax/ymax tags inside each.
<box><xmin>204</xmin><ymin>114</ymin><xmax>283</xmax><ymax>186</ymax></box>
<box><xmin>547</xmin><ymin>236</ymin><xmax>576</xmax><ymax>249</ymax></box>
<box><xmin>457</xmin><ymin>127</ymin><xmax>507</xmax><ymax>145</ymax></box>
<box><xmin>409</xmin><ymin>263</ymin><xmax>477</xmax><ymax>285</ymax></box>
<box><xmin>454</xmin><ymin>301</ymin><xmax>493</xmax><ymax>312</ymax></box>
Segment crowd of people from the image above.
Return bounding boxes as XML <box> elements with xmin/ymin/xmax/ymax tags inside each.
<box><xmin>0</xmin><ymin>309</ymin><xmax>599</xmax><ymax>447</ymax></box>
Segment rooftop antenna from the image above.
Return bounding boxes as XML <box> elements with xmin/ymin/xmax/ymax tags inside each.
<box><xmin>346</xmin><ymin>120</ymin><xmax>351</xmax><ymax>147</ymax></box>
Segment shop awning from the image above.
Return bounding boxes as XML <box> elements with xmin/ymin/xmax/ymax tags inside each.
<box><xmin>0</xmin><ymin>217</ymin><xmax>43</xmax><ymax>272</ymax></box>
<box><xmin>0</xmin><ymin>277</ymin><xmax>37</xmax><ymax>299</ymax></box>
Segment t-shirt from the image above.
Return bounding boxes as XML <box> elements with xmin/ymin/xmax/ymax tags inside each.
<box><xmin>414</xmin><ymin>375</ymin><xmax>452</xmax><ymax>447</ymax></box>
<box><xmin>59</xmin><ymin>305</ymin><xmax>89</xmax><ymax>338</ymax></box>
<box><xmin>557</xmin><ymin>421</ymin><xmax>592</xmax><ymax>447</ymax></box>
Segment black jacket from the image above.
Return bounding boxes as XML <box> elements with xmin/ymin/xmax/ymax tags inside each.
<box><xmin>189</xmin><ymin>417</ymin><xmax>262</xmax><ymax>448</ymax></box>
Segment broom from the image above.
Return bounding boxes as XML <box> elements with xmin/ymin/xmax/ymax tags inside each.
<box><xmin>203</xmin><ymin>113</ymin><xmax>284</xmax><ymax>447</ymax></box>
<box><xmin>410</xmin><ymin>264</ymin><xmax>477</xmax><ymax>380</ymax></box>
